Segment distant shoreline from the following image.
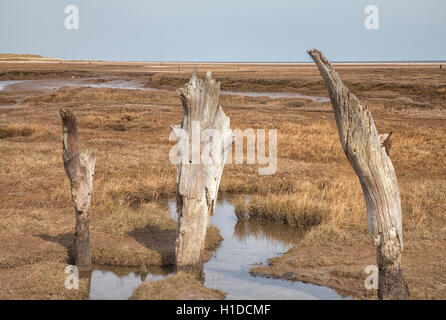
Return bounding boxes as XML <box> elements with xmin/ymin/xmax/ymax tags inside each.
<box><xmin>1</xmin><ymin>54</ymin><xmax>445</xmax><ymax>65</ymax></box>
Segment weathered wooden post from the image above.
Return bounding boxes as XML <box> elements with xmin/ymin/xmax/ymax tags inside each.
<box><xmin>171</xmin><ymin>69</ymin><xmax>231</xmax><ymax>272</ymax></box>
<box><xmin>60</xmin><ymin>109</ymin><xmax>96</xmax><ymax>268</ymax></box>
<box><xmin>308</xmin><ymin>49</ymin><xmax>410</xmax><ymax>299</ymax></box>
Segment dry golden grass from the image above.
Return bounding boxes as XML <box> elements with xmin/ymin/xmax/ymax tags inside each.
<box><xmin>0</xmin><ymin>96</ymin><xmax>16</xmax><ymax>105</ymax></box>
<box><xmin>234</xmin><ymin>178</ymin><xmax>364</xmax><ymax>230</ymax></box>
<box><xmin>0</xmin><ymin>61</ymin><xmax>445</xmax><ymax>299</ymax></box>
<box><xmin>0</xmin><ymin>124</ymin><xmax>53</xmax><ymax>139</ymax></box>
<box><xmin>0</xmin><ymin>54</ymin><xmax>45</xmax><ymax>60</ymax></box>
<box><xmin>235</xmin><ymin>192</ymin><xmax>329</xmax><ymax>229</ymax></box>
<box><xmin>0</xmin><ymin>260</ymin><xmax>90</xmax><ymax>300</ymax></box>
<box><xmin>235</xmin><ymin>178</ymin><xmax>446</xmax><ymax>233</ymax></box>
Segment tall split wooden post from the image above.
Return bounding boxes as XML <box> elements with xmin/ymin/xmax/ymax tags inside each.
<box><xmin>308</xmin><ymin>50</ymin><xmax>410</xmax><ymax>299</ymax></box>
<box><xmin>171</xmin><ymin>68</ymin><xmax>232</xmax><ymax>273</ymax></box>
<box><xmin>60</xmin><ymin>109</ymin><xmax>96</xmax><ymax>268</ymax></box>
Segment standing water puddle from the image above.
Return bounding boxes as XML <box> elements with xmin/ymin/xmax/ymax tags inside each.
<box><xmin>221</xmin><ymin>90</ymin><xmax>329</xmax><ymax>103</ymax></box>
<box><xmin>89</xmin><ymin>199</ymin><xmax>345</xmax><ymax>300</ymax></box>
<box><xmin>0</xmin><ymin>80</ymin><xmax>31</xmax><ymax>108</ymax></box>
<box><xmin>0</xmin><ymin>80</ymin><xmax>27</xmax><ymax>90</ymax></box>
<box><xmin>89</xmin><ymin>266</ymin><xmax>173</xmax><ymax>300</ymax></box>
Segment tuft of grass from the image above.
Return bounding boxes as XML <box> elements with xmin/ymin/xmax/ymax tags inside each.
<box><xmin>24</xmin><ymin>86</ymin><xmax>178</xmax><ymax>106</ymax></box>
<box><xmin>233</xmin><ymin>179</ymin><xmax>365</xmax><ymax>231</ymax></box>
<box><xmin>130</xmin><ymin>271</ymin><xmax>225</xmax><ymax>300</ymax></box>
<box><xmin>0</xmin><ymin>125</ymin><xmax>36</xmax><ymax>139</ymax></box>
<box><xmin>285</xmin><ymin>100</ymin><xmax>306</xmax><ymax>108</ymax></box>
<box><xmin>0</xmin><ymin>124</ymin><xmax>55</xmax><ymax>140</ymax></box>
<box><xmin>0</xmin><ymin>96</ymin><xmax>17</xmax><ymax>105</ymax></box>
<box><xmin>202</xmin><ymin>225</ymin><xmax>223</xmax><ymax>261</ymax></box>
<box><xmin>235</xmin><ymin>193</ymin><xmax>328</xmax><ymax>229</ymax></box>
<box><xmin>0</xmin><ymin>260</ymin><xmax>89</xmax><ymax>299</ymax></box>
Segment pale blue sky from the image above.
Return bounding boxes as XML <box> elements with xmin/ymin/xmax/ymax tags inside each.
<box><xmin>0</xmin><ymin>0</ymin><xmax>445</xmax><ymax>61</ymax></box>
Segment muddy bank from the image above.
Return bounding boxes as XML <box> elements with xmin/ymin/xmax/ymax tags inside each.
<box><xmin>250</xmin><ymin>239</ymin><xmax>375</xmax><ymax>299</ymax></box>
<box><xmin>250</xmin><ymin>228</ymin><xmax>446</xmax><ymax>300</ymax></box>
<box><xmin>247</xmin><ymin>222</ymin><xmax>446</xmax><ymax>300</ymax></box>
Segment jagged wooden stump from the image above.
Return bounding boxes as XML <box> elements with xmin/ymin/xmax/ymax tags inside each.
<box><xmin>60</xmin><ymin>109</ymin><xmax>96</xmax><ymax>268</ymax></box>
<box><xmin>171</xmin><ymin>69</ymin><xmax>232</xmax><ymax>272</ymax></box>
<box><xmin>308</xmin><ymin>49</ymin><xmax>410</xmax><ymax>300</ymax></box>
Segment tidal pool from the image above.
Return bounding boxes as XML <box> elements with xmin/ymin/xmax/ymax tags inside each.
<box><xmin>89</xmin><ymin>199</ymin><xmax>345</xmax><ymax>300</ymax></box>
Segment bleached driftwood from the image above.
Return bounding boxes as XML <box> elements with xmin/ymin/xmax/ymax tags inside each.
<box><xmin>171</xmin><ymin>69</ymin><xmax>231</xmax><ymax>272</ymax></box>
<box><xmin>60</xmin><ymin>109</ymin><xmax>96</xmax><ymax>268</ymax></box>
<box><xmin>308</xmin><ymin>49</ymin><xmax>409</xmax><ymax>299</ymax></box>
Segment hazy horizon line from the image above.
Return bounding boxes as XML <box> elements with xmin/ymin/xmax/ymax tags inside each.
<box><xmin>2</xmin><ymin>53</ymin><xmax>445</xmax><ymax>64</ymax></box>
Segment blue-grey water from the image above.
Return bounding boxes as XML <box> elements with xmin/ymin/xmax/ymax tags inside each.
<box><xmin>0</xmin><ymin>80</ymin><xmax>25</xmax><ymax>90</ymax></box>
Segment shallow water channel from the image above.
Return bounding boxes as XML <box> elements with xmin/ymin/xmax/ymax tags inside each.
<box><xmin>0</xmin><ymin>80</ymin><xmax>26</xmax><ymax>90</ymax></box>
<box><xmin>0</xmin><ymin>79</ymin><xmax>329</xmax><ymax>103</ymax></box>
<box><xmin>89</xmin><ymin>199</ymin><xmax>344</xmax><ymax>300</ymax></box>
